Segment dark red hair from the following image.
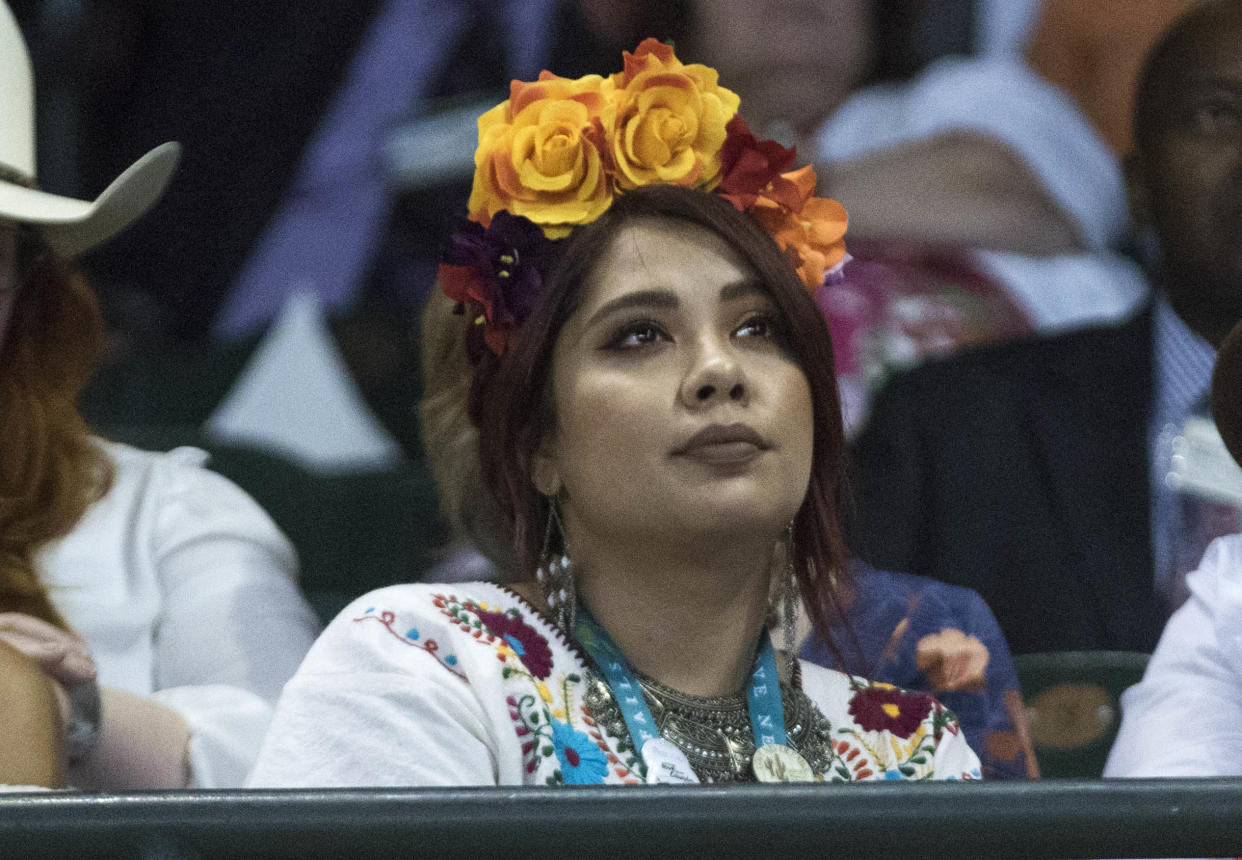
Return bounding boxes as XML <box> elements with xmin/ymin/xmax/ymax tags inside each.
<box><xmin>470</xmin><ymin>184</ymin><xmax>852</xmax><ymax>642</ymax></box>
<box><xmin>0</xmin><ymin>228</ymin><xmax>112</xmax><ymax>629</ymax></box>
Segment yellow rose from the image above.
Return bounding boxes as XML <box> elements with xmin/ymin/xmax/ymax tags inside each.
<box><xmin>468</xmin><ymin>72</ymin><xmax>613</xmax><ymax>239</ymax></box>
<box><xmin>603</xmin><ymin>38</ymin><xmax>741</xmax><ymax>191</ymax></box>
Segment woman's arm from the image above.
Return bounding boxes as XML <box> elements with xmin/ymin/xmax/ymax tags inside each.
<box><xmin>0</xmin><ymin>640</ymin><xmax>65</xmax><ymax>788</ymax></box>
<box><xmin>67</xmin><ymin>688</ymin><xmax>190</xmax><ymax>790</ymax></box>
<box><xmin>0</xmin><ymin>612</ymin><xmax>192</xmax><ymax>789</ymax></box>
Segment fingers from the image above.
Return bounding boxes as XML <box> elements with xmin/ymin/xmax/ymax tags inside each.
<box><xmin>0</xmin><ymin>612</ymin><xmax>96</xmax><ymax>684</ymax></box>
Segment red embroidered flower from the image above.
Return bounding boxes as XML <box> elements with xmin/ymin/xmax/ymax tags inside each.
<box><xmin>476</xmin><ymin>609</ymin><xmax>554</xmax><ymax>679</ymax></box>
<box><xmin>848</xmin><ymin>684</ymin><xmax>934</xmax><ymax>739</ymax></box>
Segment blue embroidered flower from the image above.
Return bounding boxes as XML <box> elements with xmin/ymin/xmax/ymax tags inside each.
<box><xmin>550</xmin><ymin>719</ymin><xmax>609</xmax><ymax>785</ymax></box>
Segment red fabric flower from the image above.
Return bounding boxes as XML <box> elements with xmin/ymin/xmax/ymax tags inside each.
<box><xmin>718</xmin><ymin>116</ymin><xmax>797</xmax><ymax>211</ymax></box>
<box><xmin>476</xmin><ymin>608</ymin><xmax>554</xmax><ymax>679</ymax></box>
<box><xmin>848</xmin><ymin>684</ymin><xmax>934</xmax><ymax>738</ymax></box>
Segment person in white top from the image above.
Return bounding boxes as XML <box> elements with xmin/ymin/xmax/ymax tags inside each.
<box><xmin>0</xmin><ymin>2</ymin><xmax>318</xmax><ymax>789</ymax></box>
<box><xmin>1107</xmin><ymin>311</ymin><xmax>1242</xmax><ymax>779</ymax></box>
<box><xmin>250</xmin><ymin>41</ymin><xmax>980</xmax><ymax>787</ymax></box>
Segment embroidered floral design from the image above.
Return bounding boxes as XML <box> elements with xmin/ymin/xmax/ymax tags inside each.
<box><xmin>354</xmin><ymin>607</ymin><xmax>465</xmax><ymax>680</ymax></box>
<box><xmin>829</xmin><ymin>738</ymin><xmax>876</xmax><ymax>781</ymax></box>
<box><xmin>421</xmin><ymin>589</ymin><xmax>973</xmax><ymax>785</ymax></box>
<box><xmin>475</xmin><ymin>607</ymin><xmax>555</xmax><ymax>680</ymax></box>
<box><xmin>550</xmin><ymin>718</ymin><xmax>611</xmax><ymax>784</ymax></box>
<box><xmin>436</xmin><ymin>592</ymin><xmax>632</xmax><ymax>785</ymax></box>
<box><xmin>848</xmin><ymin>682</ymin><xmax>934</xmax><ymax>738</ymax></box>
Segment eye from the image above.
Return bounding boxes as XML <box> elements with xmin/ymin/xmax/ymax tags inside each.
<box><xmin>605</xmin><ymin>320</ymin><xmax>668</xmax><ymax>350</ymax></box>
<box><xmin>1189</xmin><ymin>98</ymin><xmax>1242</xmax><ymax>134</ymax></box>
<box><xmin>735</xmin><ymin>313</ymin><xmax>786</xmax><ymax>343</ymax></box>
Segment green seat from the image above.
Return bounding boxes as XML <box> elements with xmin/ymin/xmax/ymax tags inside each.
<box><xmin>1014</xmin><ymin>650</ymin><xmax>1150</xmax><ymax>778</ymax></box>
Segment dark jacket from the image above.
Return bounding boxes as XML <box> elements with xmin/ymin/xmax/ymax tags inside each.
<box><xmin>847</xmin><ymin>309</ymin><xmax>1163</xmax><ymax>655</ymax></box>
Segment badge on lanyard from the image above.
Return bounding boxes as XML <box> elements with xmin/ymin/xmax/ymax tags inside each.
<box><xmin>752</xmin><ymin>743</ymin><xmax>814</xmax><ymax>783</ymax></box>
<box><xmin>641</xmin><ymin>738</ymin><xmax>699</xmax><ymax>784</ymax></box>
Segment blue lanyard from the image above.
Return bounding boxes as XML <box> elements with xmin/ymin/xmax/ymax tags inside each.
<box><xmin>746</xmin><ymin>633</ymin><xmax>788</xmax><ymax>748</ymax></box>
<box><xmin>573</xmin><ymin>608</ymin><xmax>788</xmax><ymax>759</ymax></box>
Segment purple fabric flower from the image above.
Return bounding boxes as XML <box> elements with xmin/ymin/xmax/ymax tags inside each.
<box><xmin>439</xmin><ymin>212</ymin><xmax>555</xmax><ymax>356</ymax></box>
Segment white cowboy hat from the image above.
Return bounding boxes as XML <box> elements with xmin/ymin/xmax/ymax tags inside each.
<box><xmin>0</xmin><ymin>1</ymin><xmax>179</xmax><ymax>258</ymax></box>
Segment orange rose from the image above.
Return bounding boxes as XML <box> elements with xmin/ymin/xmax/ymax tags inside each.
<box><xmin>748</xmin><ymin>165</ymin><xmax>848</xmax><ymax>292</ymax></box>
<box><xmin>468</xmin><ymin>72</ymin><xmax>612</xmax><ymax>239</ymax></box>
<box><xmin>603</xmin><ymin>38</ymin><xmax>741</xmax><ymax>191</ymax></box>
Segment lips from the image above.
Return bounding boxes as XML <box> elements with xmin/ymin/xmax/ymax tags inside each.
<box><xmin>674</xmin><ymin>423</ymin><xmax>770</xmax><ymax>465</ymax></box>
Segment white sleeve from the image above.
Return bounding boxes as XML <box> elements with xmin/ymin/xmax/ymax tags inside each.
<box><xmin>246</xmin><ymin>603</ymin><xmax>499</xmax><ymax>787</ymax></box>
<box><xmin>1105</xmin><ymin>537</ymin><xmax>1242</xmax><ymax>778</ymax></box>
<box><xmin>147</xmin><ymin>451</ymin><xmax>322</xmax><ymax>788</ymax></box>
<box><xmin>932</xmin><ymin>710</ymin><xmax>984</xmax><ymax>780</ymax></box>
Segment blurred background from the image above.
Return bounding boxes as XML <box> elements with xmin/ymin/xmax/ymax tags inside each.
<box><xmin>8</xmin><ymin>0</ymin><xmax>1166</xmax><ymax>620</ymax></box>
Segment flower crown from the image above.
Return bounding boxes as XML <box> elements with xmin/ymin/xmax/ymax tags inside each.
<box><xmin>438</xmin><ymin>38</ymin><xmax>848</xmax><ymax>359</ymax></box>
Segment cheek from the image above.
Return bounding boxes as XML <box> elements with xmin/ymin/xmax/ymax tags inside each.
<box><xmin>782</xmin><ymin>371</ymin><xmax>816</xmax><ymax>475</ymax></box>
<box><xmin>1154</xmin><ymin>142</ymin><xmax>1234</xmax><ymax>229</ymax></box>
<box><xmin>552</xmin><ymin>366</ymin><xmax>667</xmax><ymax>489</ymax></box>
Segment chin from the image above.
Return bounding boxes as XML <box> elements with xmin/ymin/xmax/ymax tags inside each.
<box><xmin>673</xmin><ymin>497</ymin><xmax>798</xmax><ymax>539</ymax></box>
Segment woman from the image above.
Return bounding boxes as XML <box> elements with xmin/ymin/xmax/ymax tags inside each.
<box><xmin>249</xmin><ymin>40</ymin><xmax>979</xmax><ymax>786</ymax></box>
<box><xmin>0</xmin><ymin>2</ymin><xmax>319</xmax><ymax>790</ymax></box>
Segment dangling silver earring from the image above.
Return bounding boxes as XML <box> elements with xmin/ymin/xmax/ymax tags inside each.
<box><xmin>535</xmin><ymin>497</ymin><xmax>576</xmax><ymax>637</ymax></box>
<box><xmin>782</xmin><ymin>523</ymin><xmax>799</xmax><ymax>680</ymax></box>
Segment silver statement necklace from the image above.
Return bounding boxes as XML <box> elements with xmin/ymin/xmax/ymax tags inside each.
<box><xmin>581</xmin><ymin>662</ymin><xmax>835</xmax><ymax>783</ymax></box>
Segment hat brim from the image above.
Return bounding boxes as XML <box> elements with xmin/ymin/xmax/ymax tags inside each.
<box><xmin>1212</xmin><ymin>318</ymin><xmax>1242</xmax><ymax>470</ymax></box>
<box><xmin>0</xmin><ymin>141</ymin><xmax>180</xmax><ymax>258</ymax></box>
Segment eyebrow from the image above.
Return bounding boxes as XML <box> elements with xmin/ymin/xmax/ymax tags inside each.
<box><xmin>1176</xmin><ymin>76</ymin><xmax>1242</xmax><ymax>97</ymax></box>
<box><xmin>584</xmin><ymin>279</ymin><xmax>769</xmax><ymax>329</ymax></box>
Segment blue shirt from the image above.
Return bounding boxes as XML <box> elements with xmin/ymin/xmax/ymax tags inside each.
<box><xmin>1148</xmin><ymin>294</ymin><xmax>1216</xmax><ymax>600</ymax></box>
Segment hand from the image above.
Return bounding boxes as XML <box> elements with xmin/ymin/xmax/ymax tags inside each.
<box><xmin>0</xmin><ymin>613</ymin><xmax>96</xmax><ymax>687</ymax></box>
<box><xmin>915</xmin><ymin>628</ymin><xmax>990</xmax><ymax>693</ymax></box>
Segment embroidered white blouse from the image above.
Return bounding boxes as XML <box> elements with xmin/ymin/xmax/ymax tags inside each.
<box><xmin>248</xmin><ymin>582</ymin><xmax>981</xmax><ymax>786</ymax></box>
<box><xmin>36</xmin><ymin>440</ymin><xmax>321</xmax><ymax>787</ymax></box>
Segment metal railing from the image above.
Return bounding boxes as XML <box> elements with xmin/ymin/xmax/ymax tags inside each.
<box><xmin>3</xmin><ymin>778</ymin><xmax>1242</xmax><ymax>858</ymax></box>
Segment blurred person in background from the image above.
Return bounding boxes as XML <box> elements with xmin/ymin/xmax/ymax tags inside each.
<box><xmin>684</xmin><ymin>1</ymin><xmax>1152</xmax><ymax>434</ymax></box>
<box><xmin>0</xmin><ymin>3</ymin><xmax>319</xmax><ymax>790</ymax></box>
<box><xmin>846</xmin><ymin>0</ymin><xmax>1242</xmax><ymax>656</ymax></box>
<box><xmin>1107</xmin><ymin>315</ymin><xmax>1242</xmax><ymax>778</ymax></box>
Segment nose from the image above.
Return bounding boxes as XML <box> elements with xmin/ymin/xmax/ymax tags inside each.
<box><xmin>679</xmin><ymin>337</ymin><xmax>748</xmax><ymax>409</ymax></box>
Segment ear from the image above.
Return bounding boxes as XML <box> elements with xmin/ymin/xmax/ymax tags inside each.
<box><xmin>530</xmin><ymin>435</ymin><xmax>562</xmax><ymax>497</ymax></box>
